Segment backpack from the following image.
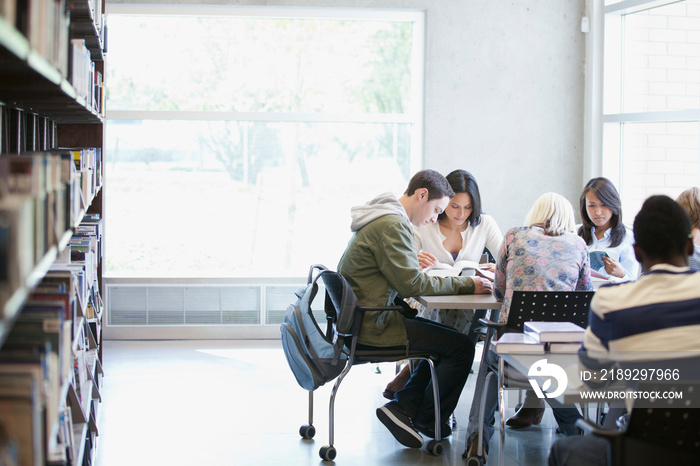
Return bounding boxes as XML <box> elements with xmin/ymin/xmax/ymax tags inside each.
<box><xmin>280</xmin><ymin>265</ymin><xmax>350</xmax><ymax>391</ymax></box>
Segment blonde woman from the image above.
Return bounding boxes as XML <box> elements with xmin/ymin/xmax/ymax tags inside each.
<box><xmin>466</xmin><ymin>193</ymin><xmax>592</xmax><ymax>462</ymax></box>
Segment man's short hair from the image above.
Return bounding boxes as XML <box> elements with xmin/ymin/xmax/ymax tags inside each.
<box><xmin>404</xmin><ymin>169</ymin><xmax>455</xmax><ymax>200</ymax></box>
<box><xmin>633</xmin><ymin>195</ymin><xmax>691</xmax><ymax>260</ymax></box>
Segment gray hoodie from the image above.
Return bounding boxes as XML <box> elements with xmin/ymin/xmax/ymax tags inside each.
<box><xmin>350</xmin><ymin>192</ymin><xmax>409</xmax><ymax>232</ymax></box>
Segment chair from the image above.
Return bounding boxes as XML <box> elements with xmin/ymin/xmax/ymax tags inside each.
<box><xmin>298</xmin><ymin>266</ymin><xmax>447</xmax><ymax>461</ymax></box>
<box><xmin>576</xmin><ymin>379</ymin><xmax>700</xmax><ymax>465</ymax></box>
<box><xmin>464</xmin><ymin>290</ymin><xmax>594</xmax><ymax>466</ymax></box>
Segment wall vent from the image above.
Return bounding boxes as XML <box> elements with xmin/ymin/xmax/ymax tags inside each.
<box><xmin>107</xmin><ymin>284</ymin><xmax>303</xmax><ymax>326</ymax></box>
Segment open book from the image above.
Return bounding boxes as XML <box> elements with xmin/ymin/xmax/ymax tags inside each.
<box><xmin>424</xmin><ymin>260</ymin><xmax>481</xmax><ymax>278</ymax></box>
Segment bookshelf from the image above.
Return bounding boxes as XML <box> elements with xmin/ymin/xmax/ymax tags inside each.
<box><xmin>1</xmin><ymin>1</ymin><xmax>106</xmax><ymax>465</ymax></box>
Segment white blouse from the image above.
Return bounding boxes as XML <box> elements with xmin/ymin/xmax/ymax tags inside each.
<box><xmin>413</xmin><ymin>214</ymin><xmax>503</xmax><ymax>265</ymax></box>
<box><xmin>585</xmin><ymin>225</ymin><xmax>640</xmax><ymax>281</ymax></box>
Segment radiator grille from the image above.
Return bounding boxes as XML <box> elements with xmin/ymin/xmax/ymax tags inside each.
<box><xmin>107</xmin><ymin>284</ymin><xmax>304</xmax><ymax>326</ymax></box>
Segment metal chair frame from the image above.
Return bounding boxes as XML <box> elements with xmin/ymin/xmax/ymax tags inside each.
<box><xmin>298</xmin><ymin>267</ymin><xmax>446</xmax><ymax>461</ymax></box>
<box><xmin>465</xmin><ymin>290</ymin><xmax>594</xmax><ymax>466</ymax></box>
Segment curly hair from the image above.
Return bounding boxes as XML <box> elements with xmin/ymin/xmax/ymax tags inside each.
<box><xmin>676</xmin><ymin>187</ymin><xmax>700</xmax><ymax>231</ymax></box>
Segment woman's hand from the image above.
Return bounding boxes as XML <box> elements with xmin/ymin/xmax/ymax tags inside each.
<box><xmin>417</xmin><ymin>251</ymin><xmax>438</xmax><ymax>269</ymax></box>
<box><xmin>602</xmin><ymin>255</ymin><xmax>625</xmax><ymax>278</ymax></box>
<box><xmin>480</xmin><ymin>262</ymin><xmax>496</xmax><ymax>273</ymax></box>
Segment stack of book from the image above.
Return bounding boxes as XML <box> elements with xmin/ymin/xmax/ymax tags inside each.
<box><xmin>494</xmin><ymin>321</ymin><xmax>587</xmax><ymax>355</ymax></box>
<box><xmin>494</xmin><ymin>333</ymin><xmax>545</xmax><ymax>354</ymax></box>
<box><xmin>524</xmin><ymin>321</ymin><xmax>585</xmax><ymax>353</ymax></box>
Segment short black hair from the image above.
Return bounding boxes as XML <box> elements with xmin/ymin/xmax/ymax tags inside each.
<box><xmin>405</xmin><ymin>169</ymin><xmax>454</xmax><ymax>200</ymax></box>
<box><xmin>438</xmin><ymin>169</ymin><xmax>483</xmax><ymax>227</ymax></box>
<box><xmin>633</xmin><ymin>195</ymin><xmax>691</xmax><ymax>260</ymax></box>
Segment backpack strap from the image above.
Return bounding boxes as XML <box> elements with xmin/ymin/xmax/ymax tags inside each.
<box><xmin>393</xmin><ymin>295</ymin><xmax>418</xmax><ymax>319</ymax></box>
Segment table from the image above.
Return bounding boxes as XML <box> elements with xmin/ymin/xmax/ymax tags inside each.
<box><xmin>417</xmin><ymin>293</ymin><xmax>501</xmax><ymax>344</ymax></box>
<box><xmin>500</xmin><ymin>350</ymin><xmax>628</xmax><ymax>438</ymax></box>
<box><xmin>483</xmin><ymin>351</ymin><xmax>606</xmax><ymax>466</ymax></box>
<box><xmin>416</xmin><ymin>293</ymin><xmax>501</xmax><ymax>310</ymax></box>
<box><xmin>499</xmin><ymin>352</ymin><xmax>586</xmax><ymax>405</ymax></box>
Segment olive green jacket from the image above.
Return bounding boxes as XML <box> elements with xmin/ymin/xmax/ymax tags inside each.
<box><xmin>337</xmin><ymin>192</ymin><xmax>476</xmax><ymax>347</ymax></box>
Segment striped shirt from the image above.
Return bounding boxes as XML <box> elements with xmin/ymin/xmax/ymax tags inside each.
<box><xmin>583</xmin><ymin>264</ymin><xmax>700</xmax><ymax>359</ymax></box>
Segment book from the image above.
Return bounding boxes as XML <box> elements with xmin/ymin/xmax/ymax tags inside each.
<box><xmin>1</xmin><ymin>0</ymin><xmax>17</xmax><ymax>28</ymax></box>
<box><xmin>589</xmin><ymin>250</ymin><xmax>609</xmax><ymax>271</ymax></box>
<box><xmin>523</xmin><ymin>321</ymin><xmax>585</xmax><ymax>343</ymax></box>
<box><xmin>424</xmin><ymin>260</ymin><xmax>481</xmax><ymax>278</ymax></box>
<box><xmin>475</xmin><ymin>267</ymin><xmax>495</xmax><ymax>282</ymax></box>
<box><xmin>0</xmin><ymin>371</ymin><xmax>42</xmax><ymax>466</ymax></box>
<box><xmin>0</xmin><ymin>195</ymin><xmax>35</xmax><ymax>305</ymax></box>
<box><xmin>494</xmin><ymin>332</ymin><xmax>545</xmax><ymax>354</ymax></box>
<box><xmin>548</xmin><ymin>342</ymin><xmax>583</xmax><ymax>354</ymax></box>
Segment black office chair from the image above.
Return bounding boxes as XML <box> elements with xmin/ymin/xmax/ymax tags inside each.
<box><xmin>302</xmin><ymin>268</ymin><xmax>446</xmax><ymax>460</ymax></box>
<box><xmin>464</xmin><ymin>290</ymin><xmax>594</xmax><ymax>466</ymax></box>
<box><xmin>576</xmin><ymin>379</ymin><xmax>700</xmax><ymax>465</ymax></box>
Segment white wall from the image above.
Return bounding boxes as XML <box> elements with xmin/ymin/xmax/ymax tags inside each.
<box><xmin>107</xmin><ymin>0</ymin><xmax>587</xmax><ymax>231</ymax></box>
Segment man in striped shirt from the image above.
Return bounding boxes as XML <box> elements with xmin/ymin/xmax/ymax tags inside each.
<box><xmin>549</xmin><ymin>194</ymin><xmax>700</xmax><ymax>466</ymax></box>
<box><xmin>582</xmin><ymin>195</ymin><xmax>700</xmax><ymax>358</ymax></box>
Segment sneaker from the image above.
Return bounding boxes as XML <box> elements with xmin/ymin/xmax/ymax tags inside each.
<box><xmin>413</xmin><ymin>420</ymin><xmax>452</xmax><ymax>439</ymax></box>
<box><xmin>376</xmin><ymin>402</ymin><xmax>424</xmax><ymax>448</ymax></box>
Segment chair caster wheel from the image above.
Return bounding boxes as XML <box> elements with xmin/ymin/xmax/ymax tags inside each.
<box><xmin>465</xmin><ymin>455</ymin><xmax>485</xmax><ymax>466</ymax></box>
<box><xmin>319</xmin><ymin>445</ymin><xmax>336</xmax><ymax>461</ymax></box>
<box><xmin>299</xmin><ymin>424</ymin><xmax>315</xmax><ymax>439</ymax></box>
<box><xmin>427</xmin><ymin>439</ymin><xmax>444</xmax><ymax>456</ymax></box>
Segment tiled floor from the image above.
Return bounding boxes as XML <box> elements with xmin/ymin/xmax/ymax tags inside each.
<box><xmin>94</xmin><ymin>340</ymin><xmax>564</xmax><ymax>466</ymax></box>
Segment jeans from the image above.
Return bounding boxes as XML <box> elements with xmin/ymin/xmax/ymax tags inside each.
<box><xmin>393</xmin><ymin>316</ymin><xmax>475</xmax><ymax>426</ymax></box>
<box><xmin>466</xmin><ymin>348</ymin><xmax>583</xmax><ymax>448</ymax></box>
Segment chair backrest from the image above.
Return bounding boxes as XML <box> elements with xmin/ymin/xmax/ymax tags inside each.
<box><xmin>319</xmin><ymin>270</ymin><xmax>359</xmax><ymax>338</ymax></box>
<box><xmin>616</xmin><ymin>380</ymin><xmax>700</xmax><ymax>465</ymax></box>
<box><xmin>506</xmin><ymin>290</ymin><xmax>593</xmax><ymax>332</ymax></box>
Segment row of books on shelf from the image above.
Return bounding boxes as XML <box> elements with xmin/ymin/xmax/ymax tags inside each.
<box><xmin>0</xmin><ymin>264</ymin><xmax>102</xmax><ymax>465</ymax></box>
<box><xmin>1</xmin><ymin>0</ymin><xmax>70</xmax><ymax>76</ymax></box>
<box><xmin>69</xmin><ymin>38</ymin><xmax>105</xmax><ymax>116</ymax></box>
<box><xmin>0</xmin><ymin>149</ymin><xmax>102</xmax><ymax>315</ymax></box>
<box><xmin>495</xmin><ymin>321</ymin><xmax>586</xmax><ymax>355</ymax></box>
<box><xmin>56</xmin><ymin>213</ymin><xmax>104</xmax><ymax>322</ymax></box>
<box><xmin>1</xmin><ymin>0</ymin><xmax>106</xmax><ymax>76</ymax></box>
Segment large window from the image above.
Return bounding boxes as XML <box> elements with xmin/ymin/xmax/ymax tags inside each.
<box><xmin>105</xmin><ymin>6</ymin><xmax>424</xmax><ymax>278</ymax></box>
<box><xmin>600</xmin><ymin>0</ymin><xmax>700</xmax><ymax>218</ymax></box>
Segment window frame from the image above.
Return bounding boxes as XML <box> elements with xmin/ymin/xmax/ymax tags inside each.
<box><xmin>105</xmin><ymin>4</ymin><xmax>426</xmax><ymax>165</ymax></box>
<box><xmin>586</xmin><ymin>0</ymin><xmax>700</xmax><ymax>195</ymax></box>
<box><xmin>103</xmin><ymin>4</ymin><xmax>427</xmax><ymax>338</ymax></box>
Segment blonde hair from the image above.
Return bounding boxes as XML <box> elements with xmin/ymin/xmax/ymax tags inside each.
<box><xmin>676</xmin><ymin>187</ymin><xmax>700</xmax><ymax>230</ymax></box>
<box><xmin>524</xmin><ymin>192</ymin><xmax>576</xmax><ymax>236</ymax></box>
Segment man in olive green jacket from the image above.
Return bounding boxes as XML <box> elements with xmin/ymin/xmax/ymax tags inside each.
<box><xmin>338</xmin><ymin>169</ymin><xmax>492</xmax><ymax>449</ymax></box>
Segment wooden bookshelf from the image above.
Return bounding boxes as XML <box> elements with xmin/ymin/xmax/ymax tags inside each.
<box><xmin>0</xmin><ymin>0</ymin><xmax>106</xmax><ymax>464</ymax></box>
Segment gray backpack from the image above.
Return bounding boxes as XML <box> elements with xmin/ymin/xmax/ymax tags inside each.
<box><xmin>280</xmin><ymin>265</ymin><xmax>355</xmax><ymax>391</ymax></box>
